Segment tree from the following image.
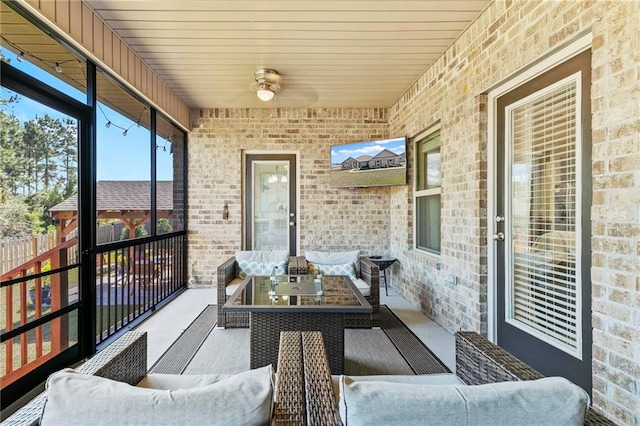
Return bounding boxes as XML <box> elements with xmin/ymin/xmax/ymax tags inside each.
<box><xmin>22</xmin><ymin>115</ymin><xmax>69</xmax><ymax>194</ymax></box>
<box><xmin>0</xmin><ymin>194</ymin><xmax>44</xmax><ymax>238</ymax></box>
<box><xmin>1</xmin><ymin>93</ymin><xmax>79</xmax><ymax>236</ymax></box>
<box><xmin>0</xmin><ymin>96</ymin><xmax>27</xmax><ymax>199</ymax></box>
<box><xmin>157</xmin><ymin>218</ymin><xmax>173</xmax><ymax>234</ymax></box>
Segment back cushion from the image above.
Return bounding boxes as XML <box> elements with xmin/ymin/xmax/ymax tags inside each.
<box><xmin>236</xmin><ymin>250</ymin><xmax>289</xmax><ymax>263</ymax></box>
<box><xmin>304</xmin><ymin>250</ymin><xmax>360</xmax><ymax>265</ymax></box>
<box><xmin>41</xmin><ymin>366</ymin><xmax>274</xmax><ymax>425</ymax></box>
<box><xmin>338</xmin><ymin>376</ymin><xmax>589</xmax><ymax>426</ymax></box>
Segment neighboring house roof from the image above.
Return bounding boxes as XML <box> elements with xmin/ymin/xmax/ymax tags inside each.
<box><xmin>49</xmin><ymin>181</ymin><xmax>173</xmax><ymax>212</ymax></box>
<box><xmin>354</xmin><ymin>155</ymin><xmax>372</xmax><ymax>161</ymax></box>
<box><xmin>341</xmin><ymin>156</ymin><xmax>358</xmax><ymax>164</ymax></box>
<box><xmin>372</xmin><ymin>149</ymin><xmax>400</xmax><ymax>159</ymax></box>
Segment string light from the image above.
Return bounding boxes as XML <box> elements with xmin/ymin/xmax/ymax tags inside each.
<box><xmin>1</xmin><ymin>35</ymin><xmax>75</xmax><ymax>73</ymax></box>
<box><xmin>97</xmin><ymin>104</ymin><xmax>147</xmax><ymax>137</ymax></box>
<box><xmin>4</xmin><ymin>37</ymin><xmax>176</xmax><ymax>151</ymax></box>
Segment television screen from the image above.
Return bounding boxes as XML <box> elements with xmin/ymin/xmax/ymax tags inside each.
<box><xmin>330</xmin><ymin>136</ymin><xmax>407</xmax><ymax>188</ymax></box>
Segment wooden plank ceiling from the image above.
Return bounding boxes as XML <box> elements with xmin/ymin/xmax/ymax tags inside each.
<box><xmin>86</xmin><ymin>0</ymin><xmax>491</xmax><ymax>109</ymax></box>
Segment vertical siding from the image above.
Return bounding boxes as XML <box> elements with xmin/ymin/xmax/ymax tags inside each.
<box><xmin>26</xmin><ymin>0</ymin><xmax>190</xmax><ymax>129</ymax></box>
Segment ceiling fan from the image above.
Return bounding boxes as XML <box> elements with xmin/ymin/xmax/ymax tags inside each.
<box><xmin>249</xmin><ymin>68</ymin><xmax>281</xmax><ymax>102</ymax></box>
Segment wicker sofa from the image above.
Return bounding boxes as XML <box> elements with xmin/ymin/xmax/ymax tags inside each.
<box><xmin>280</xmin><ymin>330</ymin><xmax>615</xmax><ymax>426</ymax></box>
<box><xmin>2</xmin><ymin>330</ymin><xmax>326</xmax><ymax>425</ymax></box>
<box><xmin>2</xmin><ymin>332</ymin><xmax>148</xmax><ymax>426</ymax></box>
<box><xmin>294</xmin><ymin>255</ymin><xmax>380</xmax><ymax>328</ymax></box>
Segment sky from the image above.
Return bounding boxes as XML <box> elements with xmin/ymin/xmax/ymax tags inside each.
<box><xmin>331</xmin><ymin>137</ymin><xmax>406</xmax><ymax>164</ymax></box>
<box><xmin>1</xmin><ymin>47</ymin><xmax>173</xmax><ymax>182</ymax></box>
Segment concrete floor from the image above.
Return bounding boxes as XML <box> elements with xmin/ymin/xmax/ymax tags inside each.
<box><xmin>134</xmin><ymin>285</ymin><xmax>455</xmax><ymax>371</ymax></box>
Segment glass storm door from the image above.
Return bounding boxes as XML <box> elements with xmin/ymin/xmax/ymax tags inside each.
<box><xmin>245</xmin><ymin>154</ymin><xmax>297</xmax><ymax>254</ymax></box>
<box><xmin>494</xmin><ymin>50</ymin><xmax>592</xmax><ymax>393</ymax></box>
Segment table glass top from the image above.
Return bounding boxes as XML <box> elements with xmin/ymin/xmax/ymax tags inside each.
<box><xmin>225</xmin><ymin>274</ymin><xmax>370</xmax><ymax>311</ymax></box>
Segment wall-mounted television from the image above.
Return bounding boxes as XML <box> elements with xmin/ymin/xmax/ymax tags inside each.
<box><xmin>330</xmin><ymin>136</ymin><xmax>407</xmax><ymax>188</ymax></box>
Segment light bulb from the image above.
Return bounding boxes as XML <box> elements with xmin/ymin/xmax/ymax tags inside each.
<box><xmin>122</xmin><ymin>129</ymin><xmax>128</xmax><ymax>136</ymax></box>
<box><xmin>256</xmin><ymin>84</ymin><xmax>274</xmax><ymax>101</ymax></box>
<box><xmin>55</xmin><ymin>63</ymin><xmax>63</xmax><ymax>73</ymax></box>
<box><xmin>17</xmin><ymin>52</ymin><xmax>24</xmax><ymax>62</ymax></box>
<box><xmin>105</xmin><ymin>121</ymin><xmax>111</xmax><ymax>128</ymax></box>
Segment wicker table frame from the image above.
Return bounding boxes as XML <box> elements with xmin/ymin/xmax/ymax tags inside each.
<box><xmin>251</xmin><ymin>311</ymin><xmax>345</xmax><ymax>374</ymax></box>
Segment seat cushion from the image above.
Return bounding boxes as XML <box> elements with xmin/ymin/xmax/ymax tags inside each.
<box><xmin>338</xmin><ymin>376</ymin><xmax>589</xmax><ymax>426</ymax></box>
<box><xmin>352</xmin><ymin>278</ymin><xmax>370</xmax><ymax>297</ymax></box>
<box><xmin>41</xmin><ymin>366</ymin><xmax>274</xmax><ymax>426</ymax></box>
<box><xmin>225</xmin><ymin>277</ymin><xmax>245</xmax><ymax>296</ymax></box>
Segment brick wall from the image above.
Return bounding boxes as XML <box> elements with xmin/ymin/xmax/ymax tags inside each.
<box><xmin>187</xmin><ymin>107</ymin><xmax>389</xmax><ymax>286</ymax></box>
<box><xmin>386</xmin><ymin>1</ymin><xmax>639</xmax><ymax>424</ymax></box>
<box><xmin>187</xmin><ymin>1</ymin><xmax>638</xmax><ymax>422</ymax></box>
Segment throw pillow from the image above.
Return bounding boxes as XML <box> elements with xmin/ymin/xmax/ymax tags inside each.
<box><xmin>308</xmin><ymin>262</ymin><xmax>356</xmax><ymax>280</ymax></box>
<box><xmin>237</xmin><ymin>260</ymin><xmax>287</xmax><ymax>279</ymax></box>
<box><xmin>41</xmin><ymin>365</ymin><xmax>274</xmax><ymax>425</ymax></box>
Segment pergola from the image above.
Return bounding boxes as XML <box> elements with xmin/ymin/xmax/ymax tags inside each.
<box><xmin>48</xmin><ymin>181</ymin><xmax>174</xmax><ymax>244</ymax></box>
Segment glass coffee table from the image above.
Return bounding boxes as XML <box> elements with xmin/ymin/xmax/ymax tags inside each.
<box><xmin>223</xmin><ymin>274</ymin><xmax>372</xmax><ymax>374</ymax></box>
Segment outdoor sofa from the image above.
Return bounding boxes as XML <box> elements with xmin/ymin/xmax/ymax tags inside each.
<box><xmin>278</xmin><ymin>330</ymin><xmax>616</xmax><ymax>426</ymax></box>
<box><xmin>1</xmin><ymin>330</ymin><xmax>316</xmax><ymax>425</ymax></box>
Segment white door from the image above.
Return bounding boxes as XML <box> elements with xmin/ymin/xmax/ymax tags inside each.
<box><xmin>245</xmin><ymin>154</ymin><xmax>297</xmax><ymax>254</ymax></box>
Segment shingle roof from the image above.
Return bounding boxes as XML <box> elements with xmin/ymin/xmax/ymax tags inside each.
<box><xmin>49</xmin><ymin>181</ymin><xmax>173</xmax><ymax>212</ymax></box>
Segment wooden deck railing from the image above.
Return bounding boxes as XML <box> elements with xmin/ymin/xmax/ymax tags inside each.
<box><xmin>1</xmin><ymin>232</ymin><xmax>186</xmax><ymax>389</ymax></box>
<box><xmin>1</xmin><ymin>237</ymin><xmax>78</xmax><ymax>387</ymax></box>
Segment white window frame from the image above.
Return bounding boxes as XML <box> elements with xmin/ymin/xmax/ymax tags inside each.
<box><xmin>413</xmin><ymin>124</ymin><xmax>441</xmax><ymax>255</ymax></box>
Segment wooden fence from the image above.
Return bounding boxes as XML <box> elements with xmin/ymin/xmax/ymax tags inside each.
<box><xmin>1</xmin><ymin>223</ymin><xmax>125</xmax><ymax>275</ymax></box>
<box><xmin>0</xmin><ymin>234</ymin><xmax>56</xmax><ymax>275</ymax></box>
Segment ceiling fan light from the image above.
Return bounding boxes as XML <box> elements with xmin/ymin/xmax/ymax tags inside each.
<box><xmin>256</xmin><ymin>85</ymin><xmax>275</xmax><ymax>101</ymax></box>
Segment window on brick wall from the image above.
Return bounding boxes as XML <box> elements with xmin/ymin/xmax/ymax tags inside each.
<box><xmin>414</xmin><ymin>128</ymin><xmax>441</xmax><ymax>254</ymax></box>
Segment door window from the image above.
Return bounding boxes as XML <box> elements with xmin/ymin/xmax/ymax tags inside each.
<box><xmin>507</xmin><ymin>76</ymin><xmax>582</xmax><ymax>357</ymax></box>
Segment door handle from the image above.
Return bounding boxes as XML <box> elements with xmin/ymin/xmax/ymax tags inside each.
<box><xmin>493</xmin><ymin>232</ymin><xmax>505</xmax><ymax>241</ymax></box>
<box><xmin>289</xmin><ymin>221</ymin><xmax>295</xmax><ymax>227</ymax></box>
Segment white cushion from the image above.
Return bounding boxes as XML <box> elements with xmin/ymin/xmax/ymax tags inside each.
<box><xmin>338</xmin><ymin>376</ymin><xmax>589</xmax><ymax>426</ymax></box>
<box><xmin>352</xmin><ymin>278</ymin><xmax>370</xmax><ymax>297</ymax></box>
<box><xmin>304</xmin><ymin>250</ymin><xmax>359</xmax><ymax>265</ymax></box>
<box><xmin>235</xmin><ymin>250</ymin><xmax>289</xmax><ymax>263</ymax></box>
<box><xmin>225</xmin><ymin>277</ymin><xmax>245</xmax><ymax>296</ymax></box>
<box><xmin>41</xmin><ymin>366</ymin><xmax>275</xmax><ymax>426</ymax></box>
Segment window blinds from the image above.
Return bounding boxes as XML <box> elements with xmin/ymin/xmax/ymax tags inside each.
<box><xmin>508</xmin><ymin>79</ymin><xmax>581</xmax><ymax>357</ymax></box>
